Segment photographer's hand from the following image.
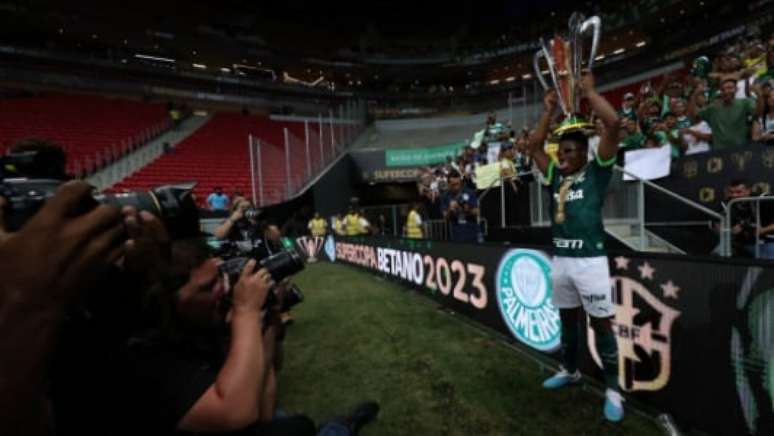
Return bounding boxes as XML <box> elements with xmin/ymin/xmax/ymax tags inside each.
<box><xmin>233</xmin><ymin>261</ymin><xmax>274</xmax><ymax>314</ymax></box>
<box><xmin>122</xmin><ymin>207</ymin><xmax>171</xmax><ymax>287</ymax></box>
<box><xmin>213</xmin><ymin>202</ymin><xmax>249</xmax><ymax>240</ymax></box>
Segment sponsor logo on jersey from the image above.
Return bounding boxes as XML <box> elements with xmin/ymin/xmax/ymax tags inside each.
<box><xmin>553</xmin><ymin>238</ymin><xmax>584</xmax><ymax>249</ymax></box>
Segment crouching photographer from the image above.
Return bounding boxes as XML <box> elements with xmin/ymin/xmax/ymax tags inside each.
<box><xmin>121</xmin><ymin>237</ymin><xmax>377</xmax><ymax>435</ymax></box>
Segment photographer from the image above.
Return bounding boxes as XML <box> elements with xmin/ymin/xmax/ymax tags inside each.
<box><xmin>117</xmin><ymin>237</ymin><xmax>321</xmax><ymax>435</ymax></box>
<box><xmin>214</xmin><ymin>197</ymin><xmax>263</xmax><ymax>247</ymax></box>
<box><xmin>441</xmin><ymin>171</ymin><xmax>481</xmax><ymax>243</ymax></box>
<box><xmin>716</xmin><ymin>179</ymin><xmax>774</xmax><ymax>259</ymax></box>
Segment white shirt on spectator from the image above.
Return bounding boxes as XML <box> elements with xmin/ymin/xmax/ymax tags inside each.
<box><xmin>736</xmin><ymin>78</ymin><xmax>754</xmax><ymax>100</ymax></box>
<box><xmin>683</xmin><ymin>121</ymin><xmax>712</xmax><ymax>155</ymax></box>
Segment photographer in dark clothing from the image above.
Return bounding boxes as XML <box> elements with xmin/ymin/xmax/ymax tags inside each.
<box><xmin>441</xmin><ymin>171</ymin><xmax>481</xmax><ymax>243</ymax></box>
<box><xmin>214</xmin><ymin>198</ymin><xmax>264</xmax><ymax>248</ymax></box>
<box><xmin>118</xmin><ymin>238</ymin><xmax>378</xmax><ymax>435</ymax></box>
<box><xmin>718</xmin><ymin>179</ymin><xmax>774</xmax><ymax>259</ymax></box>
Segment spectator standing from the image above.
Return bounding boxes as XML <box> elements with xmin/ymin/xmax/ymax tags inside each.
<box><xmin>343</xmin><ymin>208</ymin><xmax>362</xmax><ymax>236</ymax></box>
<box><xmin>441</xmin><ymin>171</ymin><xmax>481</xmax><ymax>243</ymax></box>
<box><xmin>620</xmin><ymin>118</ymin><xmax>645</xmax><ymax>150</ymax></box>
<box><xmin>358</xmin><ymin>210</ymin><xmax>372</xmax><ymax>236</ymax></box>
<box><xmin>618</xmin><ymin>92</ymin><xmax>638</xmax><ymax>122</ymax></box>
<box><xmin>752</xmin><ymin>90</ymin><xmax>774</xmax><ymax>144</ymax></box>
<box><xmin>405</xmin><ymin>204</ymin><xmax>423</xmax><ymax>239</ymax></box>
<box><xmin>333</xmin><ymin>213</ymin><xmax>345</xmax><ymax>236</ymax></box>
<box><xmin>688</xmin><ymin>79</ymin><xmax>756</xmax><ymax>149</ymax></box>
<box><xmin>308</xmin><ymin>212</ymin><xmax>328</xmax><ymax>237</ymax></box>
<box><xmin>207</xmin><ymin>187</ymin><xmax>230</xmax><ymax>212</ymax></box>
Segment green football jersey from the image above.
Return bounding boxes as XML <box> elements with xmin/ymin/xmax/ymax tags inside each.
<box><xmin>545</xmin><ymin>157</ymin><xmax>614</xmax><ymax>257</ymax></box>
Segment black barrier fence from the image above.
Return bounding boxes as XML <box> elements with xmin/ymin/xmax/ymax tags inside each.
<box><xmin>291</xmin><ymin>235</ymin><xmax>774</xmax><ymax>435</ymax></box>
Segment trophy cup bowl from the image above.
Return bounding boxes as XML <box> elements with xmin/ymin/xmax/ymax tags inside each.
<box><xmin>533</xmin><ymin>13</ymin><xmax>601</xmax><ymax>133</ymax></box>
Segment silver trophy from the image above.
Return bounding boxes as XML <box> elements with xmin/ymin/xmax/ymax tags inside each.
<box><xmin>533</xmin><ymin>13</ymin><xmax>601</xmax><ymax>120</ymax></box>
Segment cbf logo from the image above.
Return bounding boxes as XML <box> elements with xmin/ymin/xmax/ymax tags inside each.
<box><xmin>588</xmin><ymin>257</ymin><xmax>681</xmax><ymax>392</ymax></box>
<box><xmin>295</xmin><ymin>236</ymin><xmax>324</xmax><ymax>262</ymax></box>
<box><xmin>323</xmin><ymin>235</ymin><xmax>336</xmax><ymax>262</ymax></box>
<box><xmin>496</xmin><ymin>249</ymin><xmax>561</xmax><ymax>352</ymax></box>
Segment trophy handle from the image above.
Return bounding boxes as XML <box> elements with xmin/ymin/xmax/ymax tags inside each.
<box><xmin>537</xmin><ymin>38</ymin><xmax>570</xmax><ymax>116</ymax></box>
<box><xmin>533</xmin><ymin>49</ymin><xmax>550</xmax><ymax>90</ymax></box>
<box><xmin>580</xmin><ymin>16</ymin><xmax>601</xmax><ymax>71</ymax></box>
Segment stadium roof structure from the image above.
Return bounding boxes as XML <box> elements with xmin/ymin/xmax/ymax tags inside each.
<box><xmin>0</xmin><ymin>0</ymin><xmax>758</xmax><ymax>97</ymax></box>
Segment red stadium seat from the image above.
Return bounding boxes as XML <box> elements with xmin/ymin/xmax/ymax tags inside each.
<box><xmin>0</xmin><ymin>93</ymin><xmax>169</xmax><ymax>176</ymax></box>
<box><xmin>109</xmin><ymin>113</ymin><xmax>315</xmax><ymax>208</ymax></box>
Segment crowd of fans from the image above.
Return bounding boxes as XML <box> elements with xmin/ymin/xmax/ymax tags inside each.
<box><xmin>404</xmin><ymin>34</ymin><xmax>774</xmax><ymax>252</ymax></box>
<box><xmin>612</xmin><ymin>34</ymin><xmax>774</xmax><ymax>156</ymax></box>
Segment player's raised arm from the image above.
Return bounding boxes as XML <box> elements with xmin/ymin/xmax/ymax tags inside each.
<box><xmin>579</xmin><ymin>70</ymin><xmax>620</xmax><ymax>163</ymax></box>
<box><xmin>528</xmin><ymin>89</ymin><xmax>559</xmax><ymax>176</ymax></box>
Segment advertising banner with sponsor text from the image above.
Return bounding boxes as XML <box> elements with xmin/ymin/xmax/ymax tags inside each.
<box><xmin>295</xmin><ymin>235</ymin><xmax>774</xmax><ymax>436</ymax></box>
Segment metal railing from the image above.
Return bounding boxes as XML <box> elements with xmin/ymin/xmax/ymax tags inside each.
<box><xmin>358</xmin><ymin>204</ymin><xmax>487</xmax><ymax>241</ymax></box>
<box><xmin>723</xmin><ymin>196</ymin><xmax>774</xmax><ymax>259</ymax></box>
<box><xmin>478</xmin><ymin>170</ymin><xmax>532</xmax><ymax>227</ymax></box>
<box><xmin>248</xmin><ymin>100</ymin><xmax>367</xmax><ymax>207</ymax></box>
<box><xmin>529</xmin><ymin>165</ymin><xmax>727</xmax><ymax>253</ymax></box>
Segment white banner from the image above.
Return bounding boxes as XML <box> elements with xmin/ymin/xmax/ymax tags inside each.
<box><xmin>486</xmin><ymin>142</ymin><xmax>502</xmax><ymax>166</ymax></box>
<box><xmin>623</xmin><ymin>145</ymin><xmax>672</xmax><ymax>181</ymax></box>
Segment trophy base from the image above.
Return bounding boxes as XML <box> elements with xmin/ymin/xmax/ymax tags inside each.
<box><xmin>553</xmin><ymin>115</ymin><xmax>594</xmax><ymax>137</ymax></box>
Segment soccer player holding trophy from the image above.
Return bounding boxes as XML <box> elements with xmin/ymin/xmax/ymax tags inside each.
<box><xmin>527</xmin><ymin>13</ymin><xmax>624</xmax><ymax>422</ymax></box>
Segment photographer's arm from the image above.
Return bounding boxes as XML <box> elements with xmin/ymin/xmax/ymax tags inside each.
<box><xmin>213</xmin><ymin>218</ymin><xmax>237</xmax><ymax>240</ymax></box>
<box><xmin>178</xmin><ymin>262</ymin><xmax>274</xmax><ymax>432</ymax></box>
<box><xmin>0</xmin><ymin>182</ymin><xmax>125</xmax><ymax>435</ymax></box>
<box><xmin>258</xmin><ymin>314</ymin><xmax>281</xmax><ymax>422</ymax></box>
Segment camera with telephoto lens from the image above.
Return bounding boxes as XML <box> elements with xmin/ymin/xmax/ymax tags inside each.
<box><xmin>218</xmin><ymin>250</ymin><xmax>305</xmax><ymax>312</ymax></box>
<box><xmin>244</xmin><ymin>207</ymin><xmax>260</xmax><ymax>221</ymax></box>
<box><xmin>0</xmin><ymin>150</ymin><xmax>200</xmax><ymax>239</ymax></box>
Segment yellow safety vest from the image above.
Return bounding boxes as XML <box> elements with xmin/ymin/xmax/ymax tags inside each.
<box><xmin>345</xmin><ymin>214</ymin><xmax>360</xmax><ymax>236</ymax></box>
<box><xmin>334</xmin><ymin>219</ymin><xmax>344</xmax><ymax>235</ymax></box>
<box><xmin>310</xmin><ymin>218</ymin><xmax>327</xmax><ymax>237</ymax></box>
<box><xmin>406</xmin><ymin>210</ymin><xmax>423</xmax><ymax>239</ymax></box>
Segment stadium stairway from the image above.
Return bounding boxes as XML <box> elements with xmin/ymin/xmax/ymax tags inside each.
<box><xmin>89</xmin><ymin>113</ymin><xmax>212</xmax><ymax>191</ymax></box>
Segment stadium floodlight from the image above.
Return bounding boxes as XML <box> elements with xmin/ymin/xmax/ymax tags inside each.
<box><xmin>134</xmin><ymin>53</ymin><xmax>175</xmax><ymax>63</ymax></box>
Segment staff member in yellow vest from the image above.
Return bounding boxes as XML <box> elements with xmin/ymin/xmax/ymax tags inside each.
<box><xmin>308</xmin><ymin>212</ymin><xmax>328</xmax><ymax>237</ymax></box>
<box><xmin>405</xmin><ymin>204</ymin><xmax>424</xmax><ymax>239</ymax></box>
<box><xmin>344</xmin><ymin>208</ymin><xmax>361</xmax><ymax>236</ymax></box>
<box><xmin>334</xmin><ymin>213</ymin><xmax>345</xmax><ymax>236</ymax></box>
<box><xmin>358</xmin><ymin>209</ymin><xmax>371</xmax><ymax>236</ymax></box>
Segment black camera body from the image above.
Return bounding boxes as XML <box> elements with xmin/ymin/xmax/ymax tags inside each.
<box><xmin>218</xmin><ymin>251</ymin><xmax>305</xmax><ymax>312</ymax></box>
<box><xmin>0</xmin><ymin>152</ymin><xmax>200</xmax><ymax>239</ymax></box>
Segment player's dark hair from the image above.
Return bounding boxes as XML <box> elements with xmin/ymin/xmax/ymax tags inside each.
<box><xmin>558</xmin><ymin>131</ymin><xmax>589</xmax><ymax>149</ymax></box>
